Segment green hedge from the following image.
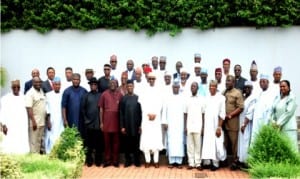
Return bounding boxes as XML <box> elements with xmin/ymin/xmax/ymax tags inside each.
<box><xmin>1</xmin><ymin>0</ymin><xmax>300</xmax><ymax>36</ymax></box>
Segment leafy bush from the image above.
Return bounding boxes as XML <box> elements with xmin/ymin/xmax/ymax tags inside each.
<box><xmin>1</xmin><ymin>0</ymin><xmax>300</xmax><ymax>36</ymax></box>
<box><xmin>248</xmin><ymin>125</ymin><xmax>300</xmax><ymax>178</ymax></box>
<box><xmin>49</xmin><ymin>127</ymin><xmax>85</xmax><ymax>177</ymax></box>
<box><xmin>0</xmin><ymin>153</ymin><xmax>23</xmax><ymax>178</ymax></box>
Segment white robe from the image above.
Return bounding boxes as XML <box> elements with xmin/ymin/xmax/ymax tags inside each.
<box><xmin>45</xmin><ymin>91</ymin><xmax>65</xmax><ymax>154</ymax></box>
<box><xmin>251</xmin><ymin>88</ymin><xmax>276</xmax><ymax>144</ymax></box>
<box><xmin>139</xmin><ymin>85</ymin><xmax>164</xmax><ymax>151</ymax></box>
<box><xmin>162</xmin><ymin>93</ymin><xmax>185</xmax><ymax>157</ymax></box>
<box><xmin>0</xmin><ymin>93</ymin><xmax>29</xmax><ymax>154</ymax></box>
<box><xmin>202</xmin><ymin>93</ymin><xmax>226</xmax><ymax>161</ymax></box>
<box><xmin>237</xmin><ymin>94</ymin><xmax>256</xmax><ymax>162</ymax></box>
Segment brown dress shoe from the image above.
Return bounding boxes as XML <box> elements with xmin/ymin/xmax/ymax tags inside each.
<box><xmin>196</xmin><ymin>166</ymin><xmax>203</xmax><ymax>171</ymax></box>
<box><xmin>145</xmin><ymin>163</ymin><xmax>150</xmax><ymax>168</ymax></box>
<box><xmin>168</xmin><ymin>164</ymin><xmax>174</xmax><ymax>168</ymax></box>
<box><xmin>187</xmin><ymin>166</ymin><xmax>193</xmax><ymax>170</ymax></box>
<box><xmin>154</xmin><ymin>163</ymin><xmax>159</xmax><ymax>168</ymax></box>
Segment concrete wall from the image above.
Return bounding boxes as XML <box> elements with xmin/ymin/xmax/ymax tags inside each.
<box><xmin>1</xmin><ymin>27</ymin><xmax>300</xmax><ymax>115</ymax></box>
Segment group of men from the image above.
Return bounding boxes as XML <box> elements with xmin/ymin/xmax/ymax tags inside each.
<box><xmin>0</xmin><ymin>53</ymin><xmax>288</xmax><ymax>171</ymax></box>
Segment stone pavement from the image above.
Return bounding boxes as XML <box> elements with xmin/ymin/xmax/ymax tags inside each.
<box><xmin>81</xmin><ymin>164</ymin><xmax>249</xmax><ymax>179</ymax></box>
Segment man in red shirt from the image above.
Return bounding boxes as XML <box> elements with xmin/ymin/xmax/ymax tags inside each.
<box><xmin>99</xmin><ymin>79</ymin><xmax>123</xmax><ymax>167</ymax></box>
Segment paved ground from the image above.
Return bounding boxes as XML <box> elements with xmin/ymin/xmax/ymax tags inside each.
<box><xmin>81</xmin><ymin>164</ymin><xmax>249</xmax><ymax>179</ymax></box>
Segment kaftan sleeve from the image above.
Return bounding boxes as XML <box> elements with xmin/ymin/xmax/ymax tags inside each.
<box><xmin>245</xmin><ymin>98</ymin><xmax>256</xmax><ymax>121</ymax></box>
<box><xmin>276</xmin><ymin>96</ymin><xmax>297</xmax><ymax>127</ymax></box>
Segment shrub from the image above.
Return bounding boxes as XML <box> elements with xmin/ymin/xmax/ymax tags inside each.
<box><xmin>248</xmin><ymin>125</ymin><xmax>300</xmax><ymax>178</ymax></box>
<box><xmin>49</xmin><ymin>127</ymin><xmax>85</xmax><ymax>177</ymax></box>
<box><xmin>0</xmin><ymin>153</ymin><xmax>23</xmax><ymax>178</ymax></box>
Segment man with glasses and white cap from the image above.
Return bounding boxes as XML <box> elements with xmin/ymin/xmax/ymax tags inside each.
<box><xmin>139</xmin><ymin>72</ymin><xmax>164</xmax><ymax>168</ymax></box>
<box><xmin>251</xmin><ymin>74</ymin><xmax>276</xmax><ymax>145</ymax></box>
<box><xmin>0</xmin><ymin>80</ymin><xmax>29</xmax><ymax>154</ymax></box>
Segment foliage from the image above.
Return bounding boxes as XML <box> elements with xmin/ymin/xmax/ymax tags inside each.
<box><xmin>248</xmin><ymin>162</ymin><xmax>300</xmax><ymax>178</ymax></box>
<box><xmin>0</xmin><ymin>153</ymin><xmax>23</xmax><ymax>178</ymax></box>
<box><xmin>49</xmin><ymin>127</ymin><xmax>85</xmax><ymax>177</ymax></box>
<box><xmin>0</xmin><ymin>67</ymin><xmax>8</xmax><ymax>88</ymax></box>
<box><xmin>248</xmin><ymin>125</ymin><xmax>300</xmax><ymax>178</ymax></box>
<box><xmin>1</xmin><ymin>0</ymin><xmax>300</xmax><ymax>36</ymax></box>
<box><xmin>15</xmin><ymin>154</ymin><xmax>78</xmax><ymax>179</ymax></box>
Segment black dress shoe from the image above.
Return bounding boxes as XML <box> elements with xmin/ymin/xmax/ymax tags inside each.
<box><xmin>210</xmin><ymin>165</ymin><xmax>218</xmax><ymax>171</ymax></box>
<box><xmin>124</xmin><ymin>161</ymin><xmax>132</xmax><ymax>168</ymax></box>
<box><xmin>230</xmin><ymin>163</ymin><xmax>239</xmax><ymax>170</ymax></box>
<box><xmin>95</xmin><ymin>162</ymin><xmax>101</xmax><ymax>167</ymax></box>
<box><xmin>113</xmin><ymin>163</ymin><xmax>119</xmax><ymax>168</ymax></box>
<box><xmin>134</xmin><ymin>161</ymin><xmax>141</xmax><ymax>167</ymax></box>
<box><xmin>103</xmin><ymin>163</ymin><xmax>111</xmax><ymax>168</ymax></box>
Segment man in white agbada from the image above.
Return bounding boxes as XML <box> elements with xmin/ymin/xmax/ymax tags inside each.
<box><xmin>0</xmin><ymin>80</ymin><xmax>29</xmax><ymax>154</ymax></box>
<box><xmin>159</xmin><ymin>71</ymin><xmax>173</xmax><ymax>150</ymax></box>
<box><xmin>249</xmin><ymin>61</ymin><xmax>261</xmax><ymax>98</ymax></box>
<box><xmin>162</xmin><ymin>80</ymin><xmax>185</xmax><ymax>168</ymax></box>
<box><xmin>251</xmin><ymin>74</ymin><xmax>277</xmax><ymax>145</ymax></box>
<box><xmin>184</xmin><ymin>82</ymin><xmax>205</xmax><ymax>170</ymax></box>
<box><xmin>237</xmin><ymin>81</ymin><xmax>256</xmax><ymax>166</ymax></box>
<box><xmin>45</xmin><ymin>77</ymin><xmax>64</xmax><ymax>154</ymax></box>
<box><xmin>139</xmin><ymin>72</ymin><xmax>164</xmax><ymax>168</ymax></box>
<box><xmin>201</xmin><ymin>80</ymin><xmax>226</xmax><ymax>171</ymax></box>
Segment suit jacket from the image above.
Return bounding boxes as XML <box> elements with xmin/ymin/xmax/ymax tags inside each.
<box><xmin>173</xmin><ymin>72</ymin><xmax>190</xmax><ymax>80</ymax></box>
<box><xmin>42</xmin><ymin>79</ymin><xmax>53</xmax><ymax>93</ymax></box>
<box><xmin>24</xmin><ymin>79</ymin><xmax>33</xmax><ymax>94</ymax></box>
<box><xmin>124</xmin><ymin>70</ymin><xmax>136</xmax><ymax>81</ymax></box>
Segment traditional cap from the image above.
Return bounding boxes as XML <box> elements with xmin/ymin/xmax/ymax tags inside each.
<box><xmin>260</xmin><ymin>74</ymin><xmax>269</xmax><ymax>80</ymax></box>
<box><xmin>88</xmin><ymin>77</ymin><xmax>98</xmax><ymax>84</ymax></box>
<box><xmin>180</xmin><ymin>68</ymin><xmax>188</xmax><ymax>74</ymax></box>
<box><xmin>172</xmin><ymin>79</ymin><xmax>180</xmax><ymax>86</ymax></box>
<box><xmin>250</xmin><ymin>60</ymin><xmax>258</xmax><ymax>70</ymax></box>
<box><xmin>200</xmin><ymin>68</ymin><xmax>208</xmax><ymax>74</ymax></box>
<box><xmin>11</xmin><ymin>79</ymin><xmax>20</xmax><ymax>86</ymax></box>
<box><xmin>274</xmin><ymin>66</ymin><xmax>282</xmax><ymax>73</ymax></box>
<box><xmin>223</xmin><ymin>58</ymin><xmax>230</xmax><ymax>64</ymax></box>
<box><xmin>110</xmin><ymin>76</ymin><xmax>117</xmax><ymax>81</ymax></box>
<box><xmin>144</xmin><ymin>66</ymin><xmax>152</xmax><ymax>73</ymax></box>
<box><xmin>244</xmin><ymin>81</ymin><xmax>253</xmax><ymax>86</ymax></box>
<box><xmin>159</xmin><ymin>56</ymin><xmax>167</xmax><ymax>61</ymax></box>
<box><xmin>194</xmin><ymin>63</ymin><xmax>201</xmax><ymax>68</ymax></box>
<box><xmin>147</xmin><ymin>72</ymin><xmax>156</xmax><ymax>78</ymax></box>
<box><xmin>194</xmin><ymin>53</ymin><xmax>201</xmax><ymax>58</ymax></box>
<box><xmin>53</xmin><ymin>77</ymin><xmax>61</xmax><ymax>83</ymax></box>
<box><xmin>164</xmin><ymin>71</ymin><xmax>172</xmax><ymax>76</ymax></box>
<box><xmin>85</xmin><ymin>68</ymin><xmax>94</xmax><ymax>73</ymax></box>
<box><xmin>151</xmin><ymin>56</ymin><xmax>158</xmax><ymax>61</ymax></box>
<box><xmin>215</xmin><ymin>68</ymin><xmax>222</xmax><ymax>73</ymax></box>
<box><xmin>126</xmin><ymin>79</ymin><xmax>134</xmax><ymax>84</ymax></box>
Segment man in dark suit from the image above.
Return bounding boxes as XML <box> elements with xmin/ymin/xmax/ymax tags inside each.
<box><xmin>42</xmin><ymin>67</ymin><xmax>55</xmax><ymax>93</ymax></box>
<box><xmin>24</xmin><ymin>68</ymin><xmax>40</xmax><ymax>94</ymax></box>
<box><xmin>123</xmin><ymin>59</ymin><xmax>136</xmax><ymax>81</ymax></box>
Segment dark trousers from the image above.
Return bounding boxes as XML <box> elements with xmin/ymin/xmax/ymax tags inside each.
<box><xmin>123</xmin><ymin>135</ymin><xmax>140</xmax><ymax>164</ymax></box>
<box><xmin>224</xmin><ymin>130</ymin><xmax>238</xmax><ymax>161</ymax></box>
<box><xmin>103</xmin><ymin>132</ymin><xmax>119</xmax><ymax>164</ymax></box>
<box><xmin>85</xmin><ymin>128</ymin><xmax>103</xmax><ymax>165</ymax></box>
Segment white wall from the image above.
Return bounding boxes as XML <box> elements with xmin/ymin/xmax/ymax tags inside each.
<box><xmin>1</xmin><ymin>27</ymin><xmax>300</xmax><ymax>115</ymax></box>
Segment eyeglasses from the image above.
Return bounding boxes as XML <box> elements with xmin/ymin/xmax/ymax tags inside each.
<box><xmin>110</xmin><ymin>61</ymin><xmax>117</xmax><ymax>63</ymax></box>
<box><xmin>148</xmin><ymin>78</ymin><xmax>155</xmax><ymax>80</ymax></box>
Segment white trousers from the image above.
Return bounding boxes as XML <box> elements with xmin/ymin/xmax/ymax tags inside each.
<box><xmin>187</xmin><ymin>132</ymin><xmax>202</xmax><ymax>167</ymax></box>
